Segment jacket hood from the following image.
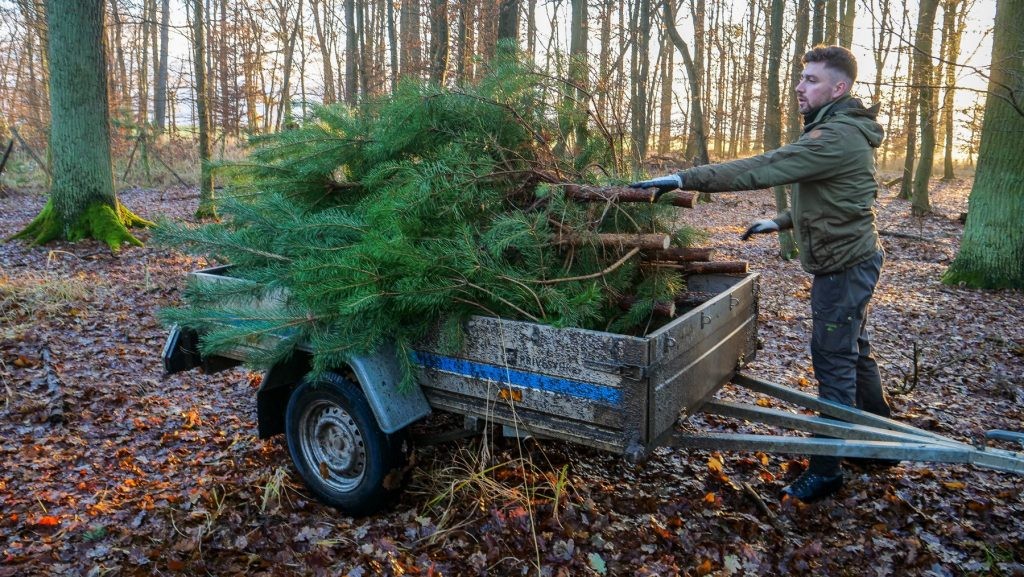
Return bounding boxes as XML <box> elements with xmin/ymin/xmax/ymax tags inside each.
<box><xmin>807</xmin><ymin>96</ymin><xmax>885</xmax><ymax>148</ymax></box>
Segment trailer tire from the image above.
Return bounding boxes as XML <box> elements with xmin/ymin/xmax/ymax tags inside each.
<box><xmin>285</xmin><ymin>372</ymin><xmax>406</xmax><ymax>516</ymax></box>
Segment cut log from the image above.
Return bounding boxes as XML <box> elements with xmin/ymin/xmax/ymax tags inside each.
<box><xmin>674</xmin><ymin>291</ymin><xmax>719</xmax><ymax>309</ymax></box>
<box><xmin>642</xmin><ymin>247</ymin><xmax>714</xmax><ymax>263</ymax></box>
<box><xmin>41</xmin><ymin>346</ymin><xmax>65</xmax><ymax>425</ymax></box>
<box><xmin>647</xmin><ymin>261</ymin><xmax>749</xmax><ymax>274</ymax></box>
<box><xmin>618</xmin><ymin>295</ymin><xmax>676</xmax><ymax>317</ymax></box>
<box><xmin>561</xmin><ymin>184</ymin><xmax>696</xmax><ymax>208</ymax></box>
<box><xmin>558</xmin><ymin>232</ymin><xmax>671</xmax><ymax>251</ymax></box>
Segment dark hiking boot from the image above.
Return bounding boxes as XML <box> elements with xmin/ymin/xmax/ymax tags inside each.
<box><xmin>782</xmin><ymin>471</ymin><xmax>844</xmax><ymax>503</ymax></box>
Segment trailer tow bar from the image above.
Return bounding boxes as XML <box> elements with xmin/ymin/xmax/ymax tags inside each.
<box><xmin>669</xmin><ymin>373</ymin><xmax>1024</xmax><ymax>475</ymax></box>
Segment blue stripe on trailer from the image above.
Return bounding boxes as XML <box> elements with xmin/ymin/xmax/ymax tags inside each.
<box><xmin>412</xmin><ymin>351</ymin><xmax>623</xmax><ymax>406</ymax></box>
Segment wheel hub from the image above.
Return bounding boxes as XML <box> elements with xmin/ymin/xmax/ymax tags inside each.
<box><xmin>299</xmin><ymin>401</ymin><xmax>366</xmax><ymax>491</ymax></box>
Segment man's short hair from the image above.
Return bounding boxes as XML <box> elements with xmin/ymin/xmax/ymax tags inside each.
<box><xmin>803</xmin><ymin>45</ymin><xmax>857</xmax><ymax>83</ymax></box>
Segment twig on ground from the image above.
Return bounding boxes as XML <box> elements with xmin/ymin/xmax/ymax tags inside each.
<box><xmin>41</xmin><ymin>346</ymin><xmax>65</xmax><ymax>424</ymax></box>
<box><xmin>741</xmin><ymin>481</ymin><xmax>787</xmax><ymax>534</ymax></box>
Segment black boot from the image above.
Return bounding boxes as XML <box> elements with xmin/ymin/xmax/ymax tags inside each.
<box><xmin>782</xmin><ymin>470</ymin><xmax>844</xmax><ymax>503</ymax></box>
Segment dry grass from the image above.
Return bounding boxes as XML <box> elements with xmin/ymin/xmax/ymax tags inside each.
<box><xmin>0</xmin><ymin>266</ymin><xmax>97</xmax><ymax>339</ymax></box>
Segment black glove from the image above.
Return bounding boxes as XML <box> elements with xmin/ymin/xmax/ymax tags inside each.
<box><xmin>740</xmin><ymin>219</ymin><xmax>780</xmax><ymax>241</ymax></box>
<box><xmin>628</xmin><ymin>174</ymin><xmax>683</xmax><ymax>198</ymax></box>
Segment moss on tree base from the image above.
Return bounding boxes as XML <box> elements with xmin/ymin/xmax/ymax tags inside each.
<box><xmin>6</xmin><ymin>198</ymin><xmax>154</xmax><ymax>251</ymax></box>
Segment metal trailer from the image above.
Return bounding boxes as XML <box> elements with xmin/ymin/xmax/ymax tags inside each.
<box><xmin>163</xmin><ymin>266</ymin><xmax>1024</xmax><ymax>515</ymax></box>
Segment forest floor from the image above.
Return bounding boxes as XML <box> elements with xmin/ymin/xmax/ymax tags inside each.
<box><xmin>1</xmin><ymin>179</ymin><xmax>1022</xmax><ymax>576</ymax></box>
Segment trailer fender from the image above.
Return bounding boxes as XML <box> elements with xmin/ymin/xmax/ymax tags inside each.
<box><xmin>347</xmin><ymin>344</ymin><xmax>432</xmax><ymax>434</ymax></box>
<box><xmin>256</xmin><ymin>344</ymin><xmax>431</xmax><ymax>438</ymax></box>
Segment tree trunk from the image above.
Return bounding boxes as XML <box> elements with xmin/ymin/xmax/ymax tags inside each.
<box><xmin>824</xmin><ymin>0</ymin><xmax>838</xmax><ymax>44</ymax></box>
<box><xmin>9</xmin><ymin>0</ymin><xmax>151</xmax><ymax>250</ymax></box>
<box><xmin>345</xmin><ymin>0</ymin><xmax>358</xmax><ymax>104</ymax></box>
<box><xmin>154</xmin><ymin>0</ymin><xmax>170</xmax><ymax>132</ymax></box>
<box><xmin>218</xmin><ymin>0</ymin><xmax>232</xmax><ymax>135</ymax></box>
<box><xmin>911</xmin><ymin>0</ymin><xmax>939</xmax><ymax>216</ymax></box>
<box><xmin>899</xmin><ymin>48</ymin><xmax>918</xmax><ymax>201</ymax></box>
<box><xmin>400</xmin><ymin>0</ymin><xmax>421</xmax><ymax>77</ymax></box>
<box><xmin>838</xmin><ymin>0</ymin><xmax>855</xmax><ymax>48</ymax></box>
<box><xmin>108</xmin><ymin>0</ymin><xmax>129</xmax><ymax>111</ymax></box>
<box><xmin>455</xmin><ymin>0</ymin><xmax>469</xmax><ymax>86</ymax></box>
<box><xmin>275</xmin><ymin>0</ymin><xmax>303</xmax><ymax>130</ymax></box>
<box><xmin>741</xmin><ymin>0</ymin><xmax>757</xmax><ymax>154</ymax></box>
<box><xmin>787</xmin><ymin>0</ymin><xmax>810</xmax><ymax>142</ymax></box>
<box><xmin>944</xmin><ymin>0</ymin><xmax>1024</xmax><ymax>289</ymax></box>
<box><xmin>870</xmin><ymin>0</ymin><xmax>893</xmax><ymax>104</ymax></box>
<box><xmin>194</xmin><ymin>0</ymin><xmax>216</xmax><ymax>218</ymax></box>
<box><xmin>630</xmin><ymin>0</ymin><xmax>651</xmax><ymax>171</ymax></box>
<box><xmin>312</xmin><ymin>0</ymin><xmax>338</xmax><ymax>103</ymax></box>
<box><xmin>497</xmin><ymin>0</ymin><xmax>519</xmax><ymax>46</ymax></box>
<box><xmin>941</xmin><ymin>0</ymin><xmax>967</xmax><ymax>180</ymax></box>
<box><xmin>812</xmin><ymin>0</ymin><xmax>825</xmax><ymax>44</ymax></box>
<box><xmin>559</xmin><ymin>0</ymin><xmax>587</xmax><ymax>154</ymax></box>
<box><xmin>766</xmin><ymin>0</ymin><xmax>797</xmax><ymax>259</ymax></box>
<box><xmin>597</xmin><ymin>0</ymin><xmax>613</xmax><ymax>118</ymax></box>
<box><xmin>430</xmin><ymin>0</ymin><xmax>449</xmax><ymax>83</ymax></box>
<box><xmin>658</xmin><ymin>35</ymin><xmax>673</xmax><ymax>154</ymax></box>
<box><xmin>663</xmin><ymin>0</ymin><xmax>708</xmax><ymax>166</ymax></box>
<box><xmin>526</xmin><ymin>0</ymin><xmax>537</xmax><ymax>58</ymax></box>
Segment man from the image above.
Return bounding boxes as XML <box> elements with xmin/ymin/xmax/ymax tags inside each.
<box><xmin>631</xmin><ymin>45</ymin><xmax>890</xmax><ymax>503</ymax></box>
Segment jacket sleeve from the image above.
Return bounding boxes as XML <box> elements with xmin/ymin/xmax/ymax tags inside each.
<box><xmin>678</xmin><ymin>125</ymin><xmax>851</xmax><ymax>193</ymax></box>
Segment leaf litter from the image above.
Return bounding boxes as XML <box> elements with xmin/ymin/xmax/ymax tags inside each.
<box><xmin>0</xmin><ymin>179</ymin><xmax>1022</xmax><ymax>576</ymax></box>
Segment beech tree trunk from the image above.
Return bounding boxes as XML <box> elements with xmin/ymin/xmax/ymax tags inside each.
<box><xmin>9</xmin><ymin>0</ymin><xmax>151</xmax><ymax>250</ymax></box>
<box><xmin>911</xmin><ymin>0</ymin><xmax>939</xmax><ymax>216</ymax></box>
<box><xmin>944</xmin><ymin>0</ymin><xmax>1024</xmax><ymax>289</ymax></box>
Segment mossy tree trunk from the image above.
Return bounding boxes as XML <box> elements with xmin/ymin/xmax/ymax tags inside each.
<box><xmin>943</xmin><ymin>0</ymin><xmax>1024</xmax><ymax>289</ymax></box>
<box><xmin>7</xmin><ymin>0</ymin><xmax>152</xmax><ymax>251</ymax></box>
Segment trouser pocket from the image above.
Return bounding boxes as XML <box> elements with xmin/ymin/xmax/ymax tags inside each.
<box><xmin>812</xmin><ymin>305</ymin><xmax>859</xmax><ymax>354</ymax></box>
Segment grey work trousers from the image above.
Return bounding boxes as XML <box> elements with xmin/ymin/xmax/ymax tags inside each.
<box><xmin>808</xmin><ymin>250</ymin><xmax>889</xmax><ymax>475</ymax></box>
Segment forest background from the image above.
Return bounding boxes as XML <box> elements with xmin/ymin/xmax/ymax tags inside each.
<box><xmin>0</xmin><ymin>0</ymin><xmax>999</xmax><ymax>188</ymax></box>
<box><xmin>1</xmin><ymin>0</ymin><xmax>1023</xmax><ymax>575</ymax></box>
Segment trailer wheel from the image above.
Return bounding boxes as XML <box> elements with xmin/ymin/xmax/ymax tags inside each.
<box><xmin>285</xmin><ymin>372</ymin><xmax>406</xmax><ymax>515</ymax></box>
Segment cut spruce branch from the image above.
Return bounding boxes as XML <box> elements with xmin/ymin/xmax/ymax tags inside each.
<box><xmin>556</xmin><ymin>232</ymin><xmax>671</xmax><ymax>251</ymax></box>
<box><xmin>561</xmin><ymin>184</ymin><xmax>696</xmax><ymax>208</ymax></box>
<box><xmin>646</xmin><ymin>261</ymin><xmax>749</xmax><ymax>274</ymax></box>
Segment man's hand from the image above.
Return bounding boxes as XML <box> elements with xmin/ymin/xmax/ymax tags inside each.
<box><xmin>740</xmin><ymin>219</ymin><xmax>780</xmax><ymax>241</ymax></box>
<box><xmin>628</xmin><ymin>174</ymin><xmax>683</xmax><ymax>198</ymax></box>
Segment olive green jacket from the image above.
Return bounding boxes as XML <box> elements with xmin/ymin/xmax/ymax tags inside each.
<box><xmin>680</xmin><ymin>96</ymin><xmax>884</xmax><ymax>275</ymax></box>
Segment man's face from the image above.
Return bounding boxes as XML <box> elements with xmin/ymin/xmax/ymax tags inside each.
<box><xmin>796</xmin><ymin>62</ymin><xmax>849</xmax><ymax>114</ymax></box>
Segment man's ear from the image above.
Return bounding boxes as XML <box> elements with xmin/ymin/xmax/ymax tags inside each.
<box><xmin>833</xmin><ymin>76</ymin><xmax>851</xmax><ymax>98</ymax></box>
